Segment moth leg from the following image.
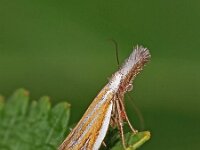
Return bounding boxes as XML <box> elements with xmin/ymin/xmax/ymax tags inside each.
<box><xmin>118</xmin><ymin>98</ymin><xmax>137</xmax><ymax>134</ymax></box>
<box><xmin>102</xmin><ymin>141</ymin><xmax>107</xmax><ymax>148</ymax></box>
<box><xmin>116</xmin><ymin>99</ymin><xmax>126</xmax><ymax>149</ymax></box>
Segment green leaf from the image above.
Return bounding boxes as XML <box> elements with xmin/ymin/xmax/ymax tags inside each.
<box><xmin>111</xmin><ymin>131</ymin><xmax>151</xmax><ymax>150</ymax></box>
<box><xmin>0</xmin><ymin>89</ymin><xmax>70</xmax><ymax>150</ymax></box>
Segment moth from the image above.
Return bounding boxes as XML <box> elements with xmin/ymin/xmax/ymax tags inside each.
<box><xmin>59</xmin><ymin>45</ymin><xmax>151</xmax><ymax>150</ymax></box>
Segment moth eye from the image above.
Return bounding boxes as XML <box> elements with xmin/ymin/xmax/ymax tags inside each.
<box><xmin>126</xmin><ymin>84</ymin><xmax>133</xmax><ymax>92</ymax></box>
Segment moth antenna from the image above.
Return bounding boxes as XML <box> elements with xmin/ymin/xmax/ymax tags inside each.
<box><xmin>127</xmin><ymin>94</ymin><xmax>145</xmax><ymax>130</ymax></box>
<box><xmin>110</xmin><ymin>39</ymin><xmax>120</xmax><ymax>69</ymax></box>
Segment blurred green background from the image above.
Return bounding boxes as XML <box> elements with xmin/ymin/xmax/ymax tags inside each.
<box><xmin>0</xmin><ymin>0</ymin><xmax>200</xmax><ymax>149</ymax></box>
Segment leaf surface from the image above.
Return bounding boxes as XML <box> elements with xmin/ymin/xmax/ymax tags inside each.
<box><xmin>111</xmin><ymin>131</ymin><xmax>151</xmax><ymax>150</ymax></box>
<box><xmin>0</xmin><ymin>89</ymin><xmax>70</xmax><ymax>150</ymax></box>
